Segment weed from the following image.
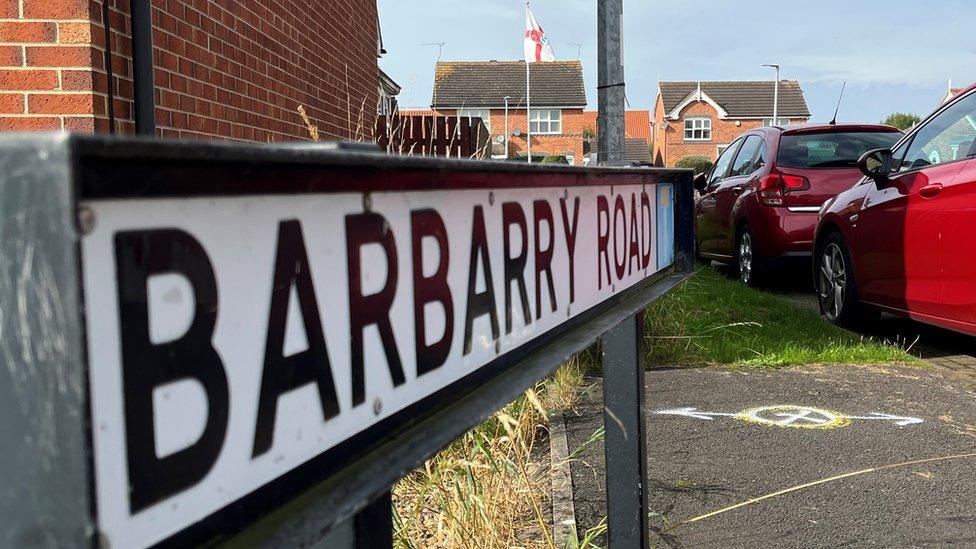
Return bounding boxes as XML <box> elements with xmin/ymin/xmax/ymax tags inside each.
<box><xmin>297</xmin><ymin>105</ymin><xmax>320</xmax><ymax>142</ymax></box>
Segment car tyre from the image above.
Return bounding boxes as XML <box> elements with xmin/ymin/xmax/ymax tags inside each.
<box><xmin>815</xmin><ymin>232</ymin><xmax>878</xmax><ymax>327</ymax></box>
<box><xmin>736</xmin><ymin>224</ymin><xmax>763</xmax><ymax>288</ymax></box>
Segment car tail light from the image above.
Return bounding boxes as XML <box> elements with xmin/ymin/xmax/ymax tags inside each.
<box><xmin>758</xmin><ymin>170</ymin><xmax>810</xmax><ymax>206</ymax></box>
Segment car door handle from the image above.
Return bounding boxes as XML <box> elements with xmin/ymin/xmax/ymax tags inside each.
<box><xmin>732</xmin><ymin>186</ymin><xmax>744</xmax><ymax>194</ymax></box>
<box><xmin>918</xmin><ymin>183</ymin><xmax>944</xmax><ymax>198</ymax></box>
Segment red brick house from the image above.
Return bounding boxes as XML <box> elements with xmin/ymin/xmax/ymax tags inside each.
<box><xmin>0</xmin><ymin>0</ymin><xmax>385</xmax><ymax>141</ymax></box>
<box><xmin>581</xmin><ymin>109</ymin><xmax>652</xmax><ymax>164</ymax></box>
<box><xmin>429</xmin><ymin>60</ymin><xmax>587</xmax><ymax>164</ymax></box>
<box><xmin>652</xmin><ymin>80</ymin><xmax>810</xmax><ymax>167</ymax></box>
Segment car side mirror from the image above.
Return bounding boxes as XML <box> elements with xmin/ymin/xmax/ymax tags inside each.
<box><xmin>693</xmin><ymin>173</ymin><xmax>708</xmax><ymax>192</ymax></box>
<box><xmin>857</xmin><ymin>148</ymin><xmax>894</xmax><ymax>183</ymax></box>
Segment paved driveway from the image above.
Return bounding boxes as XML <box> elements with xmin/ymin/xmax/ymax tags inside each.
<box><xmin>565</xmin><ymin>365</ymin><xmax>976</xmax><ymax>547</ymax></box>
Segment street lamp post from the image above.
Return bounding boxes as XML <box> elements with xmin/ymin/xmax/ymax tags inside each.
<box><xmin>762</xmin><ymin>63</ymin><xmax>780</xmax><ymax>125</ymax></box>
<box><xmin>598</xmin><ymin>0</ymin><xmax>625</xmax><ymax>164</ymax></box>
<box><xmin>662</xmin><ymin>122</ymin><xmax>669</xmax><ymax>166</ymax></box>
<box><xmin>504</xmin><ymin>96</ymin><xmax>512</xmax><ymax>159</ymax></box>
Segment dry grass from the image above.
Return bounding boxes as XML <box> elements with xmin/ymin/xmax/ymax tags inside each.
<box><xmin>393</xmin><ymin>358</ymin><xmax>604</xmax><ymax>549</ymax></box>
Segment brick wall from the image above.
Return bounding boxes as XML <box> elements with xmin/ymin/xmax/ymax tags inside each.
<box><xmin>0</xmin><ymin>0</ymin><xmax>379</xmax><ymax>141</ymax></box>
<box><xmin>429</xmin><ymin>107</ymin><xmax>585</xmax><ymax>165</ymax></box>
<box><xmin>653</xmin><ymin>97</ymin><xmax>806</xmax><ymax>167</ymax></box>
<box><xmin>479</xmin><ymin>108</ymin><xmax>584</xmax><ymax>165</ymax></box>
<box><xmin>499</xmin><ymin>108</ymin><xmax>584</xmax><ymax>165</ymax></box>
<box><xmin>0</xmin><ymin>0</ymin><xmax>110</xmax><ymax>131</ymax></box>
<box><xmin>652</xmin><ymin>93</ymin><xmax>665</xmax><ymax>165</ymax></box>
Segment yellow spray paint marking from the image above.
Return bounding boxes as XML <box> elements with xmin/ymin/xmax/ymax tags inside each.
<box><xmin>735</xmin><ymin>405</ymin><xmax>851</xmax><ymax>430</ymax></box>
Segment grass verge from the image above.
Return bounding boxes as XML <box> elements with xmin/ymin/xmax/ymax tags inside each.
<box><xmin>644</xmin><ymin>265</ymin><xmax>921</xmax><ymax>367</ymax></box>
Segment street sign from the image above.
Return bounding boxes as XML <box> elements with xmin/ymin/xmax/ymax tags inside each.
<box><xmin>0</xmin><ymin>136</ymin><xmax>686</xmax><ymax>548</ymax></box>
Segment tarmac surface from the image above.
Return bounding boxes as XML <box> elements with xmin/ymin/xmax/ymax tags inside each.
<box><xmin>565</xmin><ymin>364</ymin><xmax>976</xmax><ymax>548</ymax></box>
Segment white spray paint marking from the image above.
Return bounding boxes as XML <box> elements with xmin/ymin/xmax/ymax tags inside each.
<box><xmin>773</xmin><ymin>409</ymin><xmax>831</xmax><ymax>426</ymax></box>
<box><xmin>844</xmin><ymin>413</ymin><xmax>924</xmax><ymax>426</ymax></box>
<box><xmin>653</xmin><ymin>405</ymin><xmax>924</xmax><ymax>429</ymax></box>
<box><xmin>653</xmin><ymin>407</ymin><xmax>736</xmax><ymax>420</ymax></box>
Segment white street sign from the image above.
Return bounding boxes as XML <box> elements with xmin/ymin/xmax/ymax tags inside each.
<box><xmin>82</xmin><ymin>183</ymin><xmax>669</xmax><ymax>548</ymax></box>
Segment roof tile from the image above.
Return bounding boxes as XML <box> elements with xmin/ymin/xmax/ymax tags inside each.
<box><xmin>659</xmin><ymin>80</ymin><xmax>810</xmax><ymax>118</ymax></box>
<box><xmin>433</xmin><ymin>60</ymin><xmax>586</xmax><ymax>108</ymax></box>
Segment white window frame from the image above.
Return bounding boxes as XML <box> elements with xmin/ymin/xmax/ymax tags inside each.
<box><xmin>684</xmin><ymin>117</ymin><xmax>711</xmax><ymax>141</ymax></box>
<box><xmin>762</xmin><ymin>117</ymin><xmax>791</xmax><ymax>126</ymax></box>
<box><xmin>458</xmin><ymin>109</ymin><xmax>491</xmax><ymax>134</ymax></box>
<box><xmin>530</xmin><ymin>109</ymin><xmax>562</xmax><ymax>135</ymax></box>
<box><xmin>716</xmin><ymin>144</ymin><xmax>730</xmax><ymax>156</ymax></box>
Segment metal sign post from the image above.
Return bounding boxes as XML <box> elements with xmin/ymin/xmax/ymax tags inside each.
<box><xmin>0</xmin><ymin>134</ymin><xmax>693</xmax><ymax>548</ymax></box>
<box><xmin>603</xmin><ymin>310</ymin><xmax>649</xmax><ymax>549</ymax></box>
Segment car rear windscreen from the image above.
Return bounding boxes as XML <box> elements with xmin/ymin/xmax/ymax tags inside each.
<box><xmin>777</xmin><ymin>132</ymin><xmax>901</xmax><ymax>168</ymax></box>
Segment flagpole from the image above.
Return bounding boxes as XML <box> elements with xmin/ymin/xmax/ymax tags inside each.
<box><xmin>526</xmin><ymin>59</ymin><xmax>531</xmax><ymax>164</ymax></box>
<box><xmin>525</xmin><ymin>0</ymin><xmax>532</xmax><ymax>164</ymax></box>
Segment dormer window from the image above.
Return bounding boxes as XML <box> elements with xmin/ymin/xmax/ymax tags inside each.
<box><xmin>684</xmin><ymin>117</ymin><xmax>711</xmax><ymax>141</ymax></box>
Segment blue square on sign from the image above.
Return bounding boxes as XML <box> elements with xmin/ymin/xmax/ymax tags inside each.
<box><xmin>656</xmin><ymin>184</ymin><xmax>674</xmax><ymax>270</ymax></box>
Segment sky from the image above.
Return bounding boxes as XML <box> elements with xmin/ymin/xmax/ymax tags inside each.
<box><xmin>377</xmin><ymin>0</ymin><xmax>975</xmax><ymax>123</ymax></box>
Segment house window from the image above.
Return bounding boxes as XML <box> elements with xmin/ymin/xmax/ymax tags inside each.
<box><xmin>762</xmin><ymin>117</ymin><xmax>791</xmax><ymax>126</ymax></box>
<box><xmin>716</xmin><ymin>144</ymin><xmax>730</xmax><ymax>157</ymax></box>
<box><xmin>458</xmin><ymin>109</ymin><xmax>491</xmax><ymax>133</ymax></box>
<box><xmin>530</xmin><ymin>109</ymin><xmax>562</xmax><ymax>134</ymax></box>
<box><xmin>684</xmin><ymin>117</ymin><xmax>711</xmax><ymax>141</ymax></box>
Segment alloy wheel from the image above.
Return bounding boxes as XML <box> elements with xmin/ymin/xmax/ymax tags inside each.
<box><xmin>739</xmin><ymin>232</ymin><xmax>753</xmax><ymax>284</ymax></box>
<box><xmin>818</xmin><ymin>243</ymin><xmax>847</xmax><ymax>321</ymax></box>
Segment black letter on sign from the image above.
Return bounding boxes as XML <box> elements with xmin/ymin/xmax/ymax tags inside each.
<box><xmin>411</xmin><ymin>209</ymin><xmax>453</xmax><ymax>376</ymax></box>
<box><xmin>463</xmin><ymin>205</ymin><xmax>500</xmax><ymax>355</ymax></box>
<box><xmin>114</xmin><ymin>229</ymin><xmax>228</xmax><ymax>513</ymax></box>
<box><xmin>503</xmin><ymin>202</ymin><xmax>531</xmax><ymax>333</ymax></box>
<box><xmin>628</xmin><ymin>193</ymin><xmax>641</xmax><ymax>275</ymax></box>
<box><xmin>641</xmin><ymin>191</ymin><xmax>653</xmax><ymax>269</ymax></box>
<box><xmin>533</xmin><ymin>199</ymin><xmax>557</xmax><ymax>319</ymax></box>
<box><xmin>597</xmin><ymin>195</ymin><xmax>611</xmax><ymax>289</ymax></box>
<box><xmin>253</xmin><ymin>220</ymin><xmax>340</xmax><ymax>458</ymax></box>
<box><xmin>560</xmin><ymin>196</ymin><xmax>580</xmax><ymax>303</ymax></box>
<box><xmin>613</xmin><ymin>194</ymin><xmax>627</xmax><ymax>280</ymax></box>
<box><xmin>347</xmin><ymin>212</ymin><xmax>406</xmax><ymax>407</ymax></box>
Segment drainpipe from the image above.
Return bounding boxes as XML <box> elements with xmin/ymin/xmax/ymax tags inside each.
<box><xmin>504</xmin><ymin>96</ymin><xmax>511</xmax><ymax>159</ymax></box>
<box><xmin>131</xmin><ymin>0</ymin><xmax>155</xmax><ymax>136</ymax></box>
<box><xmin>101</xmin><ymin>1</ymin><xmax>115</xmax><ymax>133</ymax></box>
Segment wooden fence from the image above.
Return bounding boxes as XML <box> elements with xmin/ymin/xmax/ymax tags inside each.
<box><xmin>375</xmin><ymin>115</ymin><xmax>491</xmax><ymax>159</ymax></box>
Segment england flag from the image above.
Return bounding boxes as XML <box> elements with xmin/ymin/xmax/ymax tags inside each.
<box><xmin>524</xmin><ymin>6</ymin><xmax>555</xmax><ymax>63</ymax></box>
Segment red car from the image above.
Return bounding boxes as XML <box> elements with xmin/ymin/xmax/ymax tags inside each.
<box><xmin>694</xmin><ymin>123</ymin><xmax>902</xmax><ymax>286</ymax></box>
<box><xmin>814</xmin><ymin>84</ymin><xmax>976</xmax><ymax>334</ymax></box>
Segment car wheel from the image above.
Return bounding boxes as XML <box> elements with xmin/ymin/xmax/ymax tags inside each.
<box><xmin>816</xmin><ymin>232</ymin><xmax>877</xmax><ymax>326</ymax></box>
<box><xmin>736</xmin><ymin>225</ymin><xmax>762</xmax><ymax>287</ymax></box>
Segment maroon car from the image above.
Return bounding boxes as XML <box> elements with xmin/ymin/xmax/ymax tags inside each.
<box><xmin>694</xmin><ymin>123</ymin><xmax>902</xmax><ymax>285</ymax></box>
